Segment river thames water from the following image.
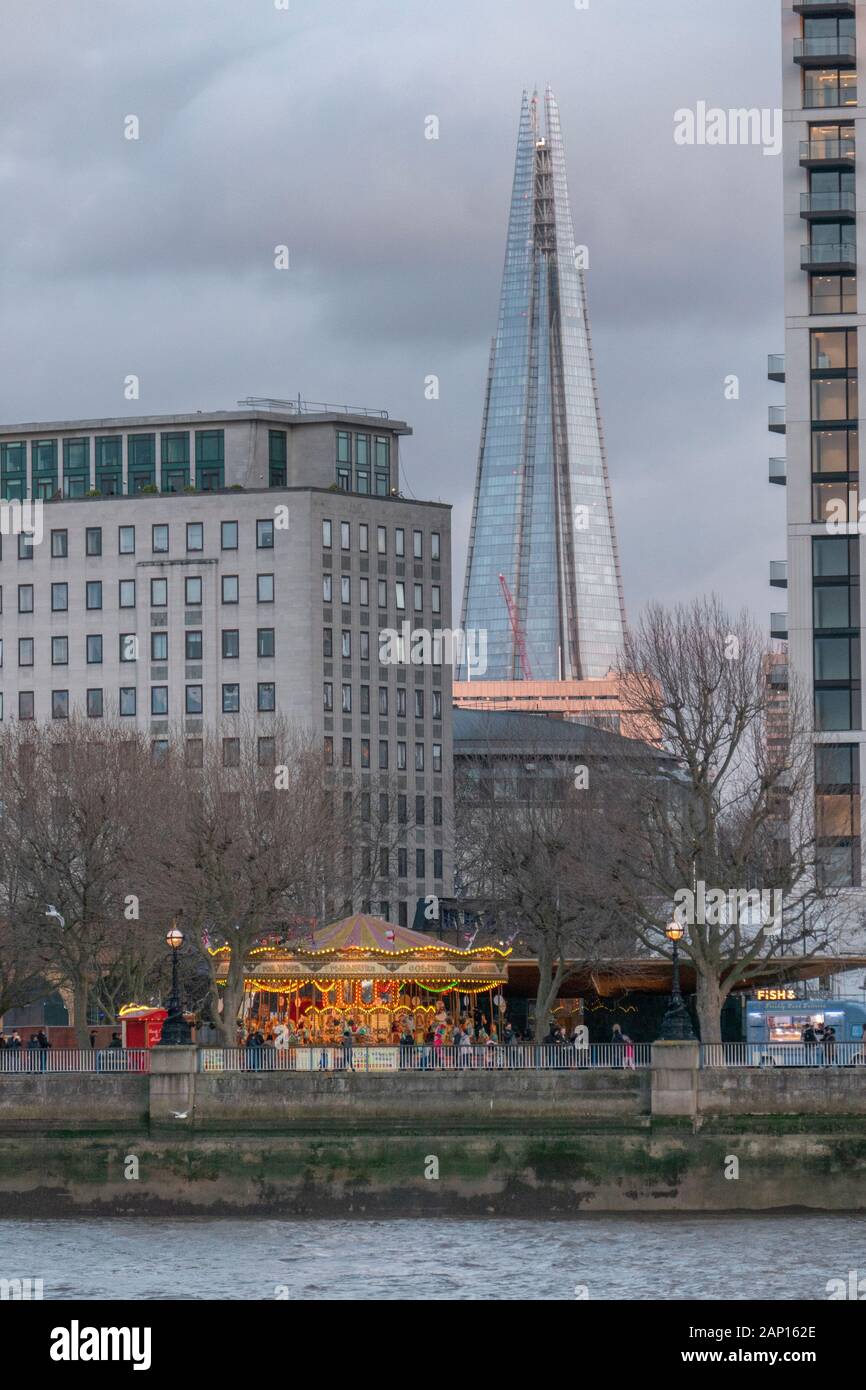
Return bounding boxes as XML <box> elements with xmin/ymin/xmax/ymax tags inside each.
<box><xmin>3</xmin><ymin>1213</ymin><xmax>866</xmax><ymax>1300</ymax></box>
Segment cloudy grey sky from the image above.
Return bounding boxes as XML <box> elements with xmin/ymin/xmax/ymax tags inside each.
<box><xmin>0</xmin><ymin>0</ymin><xmax>783</xmax><ymax>624</ymax></box>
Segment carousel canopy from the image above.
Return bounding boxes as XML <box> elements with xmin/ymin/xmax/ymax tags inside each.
<box><xmin>213</xmin><ymin>913</ymin><xmax>511</xmax><ymax>988</ymax></box>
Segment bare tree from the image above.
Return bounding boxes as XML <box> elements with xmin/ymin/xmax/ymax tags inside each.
<box><xmin>159</xmin><ymin>720</ymin><xmax>341</xmax><ymax>1044</ymax></box>
<box><xmin>456</xmin><ymin>726</ymin><xmax>636</xmax><ymax>1039</ymax></box>
<box><xmin>0</xmin><ymin>721</ymin><xmax>174</xmax><ymax>1045</ymax></box>
<box><xmin>610</xmin><ymin>596</ymin><xmax>854</xmax><ymax>1042</ymax></box>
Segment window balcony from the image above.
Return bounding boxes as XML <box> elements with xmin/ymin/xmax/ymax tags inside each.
<box><xmin>794</xmin><ymin>36</ymin><xmax>857</xmax><ymax>67</ymax></box>
<box><xmin>803</xmin><ymin>82</ymin><xmax>858</xmax><ymax>108</ymax></box>
<box><xmin>770</xmin><ymin>560</ymin><xmax>788</xmax><ymax>589</ymax></box>
<box><xmin>801</xmin><ymin>241</ymin><xmax>857</xmax><ymax>272</ymax></box>
<box><xmin>768</xmin><ymin>354</ymin><xmax>786</xmax><ymax>382</ymax></box>
<box><xmin>800</xmin><ymin>137</ymin><xmax>856</xmax><ymax>166</ymax></box>
<box><xmin>769</xmin><ymin>663</ymin><xmax>789</xmax><ymax>689</ymax></box>
<box><xmin>794</xmin><ymin>0</ymin><xmax>855</xmax><ymax>13</ymax></box>
<box><xmin>770</xmin><ymin>612</ymin><xmax>789</xmax><ymax>641</ymax></box>
<box><xmin>800</xmin><ymin>189</ymin><xmax>856</xmax><ymax>220</ymax></box>
<box><xmin>769</xmin><ymin>406</ymin><xmax>787</xmax><ymax>434</ymax></box>
<box><xmin>769</xmin><ymin>457</ymin><xmax>787</xmax><ymax>485</ymax></box>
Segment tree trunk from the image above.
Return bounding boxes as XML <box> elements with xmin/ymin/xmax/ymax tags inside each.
<box><xmin>533</xmin><ymin>952</ymin><xmax>558</xmax><ymax>1041</ymax></box>
<box><xmin>72</xmin><ymin>975</ymin><xmax>90</xmax><ymax>1049</ymax></box>
<box><xmin>694</xmin><ymin>968</ymin><xmax>723</xmax><ymax>1044</ymax></box>
<box><xmin>217</xmin><ymin>970</ymin><xmax>244</xmax><ymax>1047</ymax></box>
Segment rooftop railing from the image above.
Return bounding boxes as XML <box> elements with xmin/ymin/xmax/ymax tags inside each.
<box><xmin>236</xmin><ymin>396</ymin><xmax>390</xmax><ymax>420</ymax></box>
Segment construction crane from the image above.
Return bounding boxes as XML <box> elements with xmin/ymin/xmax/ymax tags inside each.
<box><xmin>499</xmin><ymin>573</ymin><xmax>533</xmax><ymax>681</ymax></box>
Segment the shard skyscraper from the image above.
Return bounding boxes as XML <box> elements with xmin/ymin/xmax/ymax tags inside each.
<box><xmin>460</xmin><ymin>87</ymin><xmax>626</xmax><ymax>681</ymax></box>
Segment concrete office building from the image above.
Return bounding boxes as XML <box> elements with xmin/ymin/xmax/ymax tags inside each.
<box><xmin>0</xmin><ymin>400</ymin><xmax>453</xmax><ymax>927</ymax></box>
<box><xmin>776</xmin><ymin>1</ymin><xmax>861</xmax><ymax>903</ymax></box>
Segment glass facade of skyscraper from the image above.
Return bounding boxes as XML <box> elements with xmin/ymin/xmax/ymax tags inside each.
<box><xmin>460</xmin><ymin>87</ymin><xmax>625</xmax><ymax>681</ymax></box>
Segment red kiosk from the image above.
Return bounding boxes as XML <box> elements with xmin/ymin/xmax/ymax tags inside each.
<box><xmin>119</xmin><ymin>1004</ymin><xmax>168</xmax><ymax>1049</ymax></box>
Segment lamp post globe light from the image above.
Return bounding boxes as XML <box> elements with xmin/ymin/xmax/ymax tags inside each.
<box><xmin>658</xmin><ymin>919</ymin><xmax>697</xmax><ymax>1042</ymax></box>
<box><xmin>158</xmin><ymin>924</ymin><xmax>193</xmax><ymax>1046</ymax></box>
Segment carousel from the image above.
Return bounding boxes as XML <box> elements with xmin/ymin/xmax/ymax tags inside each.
<box><xmin>211</xmin><ymin>913</ymin><xmax>512</xmax><ymax>1044</ymax></box>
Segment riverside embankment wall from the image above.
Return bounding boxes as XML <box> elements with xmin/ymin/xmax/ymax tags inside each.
<box><xmin>0</xmin><ymin>1046</ymin><xmax>864</xmax><ymax>1215</ymax></box>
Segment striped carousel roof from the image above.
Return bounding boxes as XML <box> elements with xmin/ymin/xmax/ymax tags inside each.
<box><xmin>294</xmin><ymin>913</ymin><xmax>468</xmax><ymax>956</ymax></box>
<box><xmin>212</xmin><ymin>914</ymin><xmax>511</xmax><ymax>987</ymax></box>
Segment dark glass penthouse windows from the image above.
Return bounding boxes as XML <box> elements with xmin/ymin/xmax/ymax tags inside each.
<box><xmin>95</xmin><ymin>436</ymin><xmax>122</xmax><ymax>495</ymax></box>
<box><xmin>62</xmin><ymin>439</ymin><xmax>89</xmax><ymax>497</ymax></box>
<box><xmin>813</xmin><ymin>535</ymin><xmax>861</xmax><ymax>730</ymax></box>
<box><xmin>32</xmin><ymin>439</ymin><xmax>57</xmax><ymax>499</ymax></box>
<box><xmin>268</xmin><ymin>430</ymin><xmax>287</xmax><ymax>487</ymax></box>
<box><xmin>334</xmin><ymin>429</ymin><xmax>391</xmax><ymax>494</ymax></box>
<box><xmin>811</xmin><ymin>328</ymin><xmax>858</xmax><ymax>525</ymax></box>
<box><xmin>161</xmin><ymin>432</ymin><xmax>190</xmax><ymax>492</ymax></box>
<box><xmin>195</xmin><ymin>430</ymin><xmax>224</xmax><ymax>490</ymax></box>
<box><xmin>128</xmin><ymin>434</ymin><xmax>156</xmax><ymax>493</ymax></box>
<box><xmin>0</xmin><ymin>442</ymin><xmax>26</xmax><ymax>500</ymax></box>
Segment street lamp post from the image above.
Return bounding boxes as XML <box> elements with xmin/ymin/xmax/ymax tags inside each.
<box><xmin>158</xmin><ymin>925</ymin><xmax>192</xmax><ymax>1046</ymax></box>
<box><xmin>659</xmin><ymin>920</ymin><xmax>697</xmax><ymax>1042</ymax></box>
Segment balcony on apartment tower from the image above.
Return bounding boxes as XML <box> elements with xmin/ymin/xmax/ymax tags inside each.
<box><xmin>794</xmin><ymin>35</ymin><xmax>856</xmax><ymax>67</ymax></box>
<box><xmin>801</xmin><ymin>189</ymin><xmax>856</xmax><ymax>220</ymax></box>
<box><xmin>793</xmin><ymin>1</ymin><xmax>855</xmax><ymax>15</ymax></box>
<box><xmin>769</xmin><ymin>457</ymin><xmax>787</xmax><ymax>485</ymax></box>
<box><xmin>800</xmin><ymin>136</ymin><xmax>856</xmax><ymax>167</ymax></box>
<box><xmin>801</xmin><ymin>240</ymin><xmax>857</xmax><ymax>272</ymax></box>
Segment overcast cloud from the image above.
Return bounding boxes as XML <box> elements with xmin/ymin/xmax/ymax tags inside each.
<box><xmin>0</xmin><ymin>0</ymin><xmax>783</xmax><ymax>625</ymax></box>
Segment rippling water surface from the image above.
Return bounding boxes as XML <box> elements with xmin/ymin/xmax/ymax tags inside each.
<box><xmin>3</xmin><ymin>1214</ymin><xmax>866</xmax><ymax>1300</ymax></box>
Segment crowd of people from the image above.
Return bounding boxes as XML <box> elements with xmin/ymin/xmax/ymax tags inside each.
<box><xmin>238</xmin><ymin>1014</ymin><xmax>640</xmax><ymax>1068</ymax></box>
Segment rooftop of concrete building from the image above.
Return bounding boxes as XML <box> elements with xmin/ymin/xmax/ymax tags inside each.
<box><xmin>0</xmin><ymin>397</ymin><xmax>412</xmax><ymax>437</ymax></box>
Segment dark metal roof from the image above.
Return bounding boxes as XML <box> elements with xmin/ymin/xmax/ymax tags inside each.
<box><xmin>452</xmin><ymin>706</ymin><xmax>674</xmax><ymax>764</ymax></box>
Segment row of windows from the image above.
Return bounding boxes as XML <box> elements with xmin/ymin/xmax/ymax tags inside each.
<box><xmin>334</xmin><ymin>432</ymin><xmax>392</xmax><ymax>497</ymax></box>
<box><xmin>323</xmin><ymin>574</ymin><xmax>441</xmax><ymax>612</ymax></box>
<box><xmin>324</xmin><ymin>683</ymin><xmax>442</xmax><ymax>721</ymax></box>
<box><xmin>815</xmin><ymin>744</ymin><xmax>861</xmax><ymax>888</ymax></box>
<box><xmin>7</xmin><ymin>518</ymin><xmax>274</xmax><ymax>563</ymax></box>
<box><xmin>323</xmin><ymin>735</ymin><xmax>443</xmax><ymax>772</ymax></box>
<box><xmin>322</xmin><ymin>519</ymin><xmax>440</xmax><ymax>561</ymax></box>
<box><xmin>812</xmin><ymin>536</ymin><xmax>861</xmax><ymax>733</ymax></box>
<box><xmin>1</xmin><ymin>628</ymin><xmax>276</xmax><ymax>667</ymax></box>
<box><xmin>3</xmin><ymin>572</ymin><xmax>275</xmax><ymax>613</ymax></box>
<box><xmin>0</xmin><ymin>430</ymin><xmax>226</xmax><ymax>500</ymax></box>
<box><xmin>2</xmin><ymin>682</ymin><xmax>278</xmax><ymax>721</ymax></box>
<box><xmin>323</xmin><ymin>626</ymin><xmax>447</xmax><ymax>667</ymax></box>
<box><xmin>358</xmin><ymin>792</ymin><xmax>443</xmax><ymax>827</ymax></box>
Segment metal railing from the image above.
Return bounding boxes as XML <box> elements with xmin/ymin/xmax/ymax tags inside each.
<box><xmin>0</xmin><ymin>1048</ymin><xmax>150</xmax><ymax>1074</ymax></box>
<box><xmin>801</xmin><ymin>241</ymin><xmax>857</xmax><ymax>268</ymax></box>
<box><xmin>803</xmin><ymin>85</ymin><xmax>858</xmax><ymax>109</ymax></box>
<box><xmin>702</xmin><ymin>1042</ymin><xmax>866</xmax><ymax>1068</ymax></box>
<box><xmin>800</xmin><ymin>138</ymin><xmax>856</xmax><ymax>162</ymax></box>
<box><xmin>198</xmin><ymin>1043</ymin><xmax>652</xmax><ymax>1073</ymax></box>
<box><xmin>794</xmin><ymin>36</ymin><xmax>857</xmax><ymax>62</ymax></box>
<box><xmin>236</xmin><ymin>396</ymin><xmax>390</xmax><ymax>420</ymax></box>
<box><xmin>801</xmin><ymin>190</ymin><xmax>856</xmax><ymax>216</ymax></box>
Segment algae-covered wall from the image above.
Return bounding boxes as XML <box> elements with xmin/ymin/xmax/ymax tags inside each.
<box><xmin>1</xmin><ymin>1126</ymin><xmax>865</xmax><ymax>1216</ymax></box>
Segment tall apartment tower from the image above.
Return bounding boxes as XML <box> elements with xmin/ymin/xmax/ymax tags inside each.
<box><xmin>777</xmin><ymin>1</ymin><xmax>861</xmax><ymax>890</ymax></box>
<box><xmin>460</xmin><ymin>86</ymin><xmax>626</xmax><ymax>682</ymax></box>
